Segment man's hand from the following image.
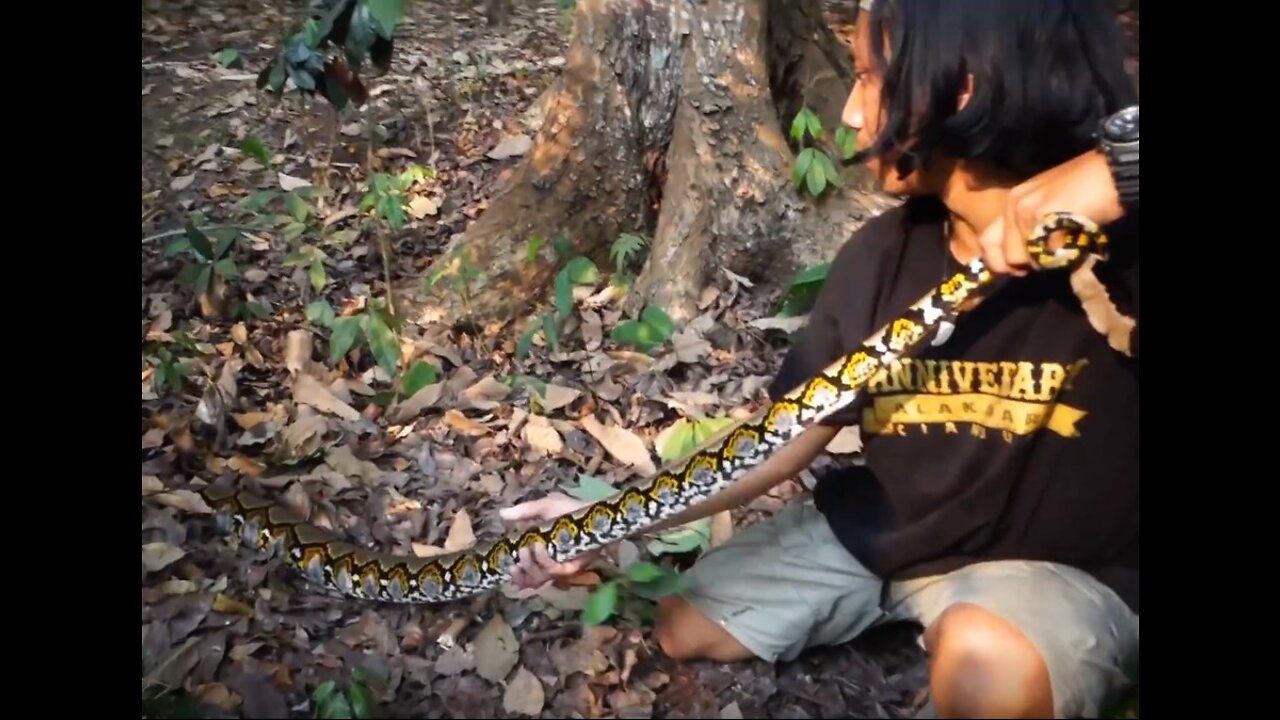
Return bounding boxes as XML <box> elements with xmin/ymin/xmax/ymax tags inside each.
<box><xmin>498</xmin><ymin>492</ymin><xmax>600</xmax><ymax>591</ymax></box>
<box><xmin>980</xmin><ymin>149</ymin><xmax>1127</xmax><ymax>276</ymax></box>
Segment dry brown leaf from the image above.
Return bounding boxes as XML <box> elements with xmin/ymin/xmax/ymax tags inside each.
<box><xmin>444</xmin><ymin>508</ymin><xmax>476</xmax><ymax>552</ymax></box>
<box><xmin>580</xmin><ymin>415</ymin><xmax>657</xmax><ymax>475</ymax></box>
<box><xmin>749</xmin><ymin>315</ymin><xmax>808</xmax><ymax>333</ymax></box>
<box><xmin>672</xmin><ymin>328</ymin><xmax>712</xmax><ymax>364</ymax></box>
<box><xmin>160</xmin><ymin>579</ymin><xmax>198</xmax><ymax>595</ymax></box>
<box><xmin>143</xmin><ymin>475</ymin><xmax>164</xmax><ymax>496</ymax></box>
<box><xmin>523</xmin><ymin>416</ymin><xmax>564</xmax><ymax>456</ymax></box>
<box><xmin>278</xmin><ymin>172</ymin><xmax>311</xmax><ymax>191</ymax></box>
<box><xmin>227</xmin><ymin>455</ymin><xmax>266</xmax><ymax>477</ymax></box>
<box><xmin>170</xmin><ymin>174</ymin><xmax>195</xmax><ymax>191</ymax></box>
<box><xmin>473</xmin><ymin>615</ymin><xmax>520</xmax><ymax>682</ymax></box>
<box><xmin>229</xmin><ymin>322</ymin><xmax>249</xmax><ymax>345</ymax></box>
<box><xmin>444</xmin><ymin>409</ymin><xmax>490</xmax><ymax>436</ymax></box>
<box><xmin>581</xmin><ymin>310</ymin><xmax>604</xmax><ymax>350</ymax></box>
<box><xmin>502</xmin><ymin>666</ymin><xmax>545</xmax><ymax>716</ymax></box>
<box><xmin>232</xmin><ymin>411</ymin><xmax>274</xmax><ymax>430</ymax></box>
<box><xmin>212</xmin><ymin>593</ymin><xmax>255</xmax><ymax>617</ymax></box>
<box><xmin>153</xmin><ymin>490</ymin><xmax>214</xmax><ymax>514</ymax></box>
<box><xmin>390</xmin><ymin>382</ymin><xmax>445</xmax><ymax>423</ymax></box>
<box><xmin>194</xmin><ymin>683</ymin><xmax>242</xmax><ymax>712</ymax></box>
<box><xmin>142</xmin><ymin>542</ymin><xmax>186</xmax><ymax>572</ymax></box>
<box><xmin>324</xmin><ymin>445</ymin><xmax>382</xmax><ymax>484</ymax></box>
<box><xmin>293</xmin><ymin>374</ymin><xmax>360</xmax><ymax>421</ymax></box>
<box><xmin>435</xmin><ymin>646</ymin><xmax>475</xmax><ymax>676</ymax></box>
<box><xmin>487</xmin><ymin>133</ymin><xmax>532</xmax><ymax>159</ymax></box>
<box><xmin>721</xmin><ymin>701</ymin><xmax>744</xmax><ymax>719</ymax></box>
<box><xmin>462</xmin><ymin>375</ymin><xmax>511</xmax><ymax>409</ymax></box>
<box><xmin>229</xmin><ymin>641</ymin><xmax>265</xmax><ymax>662</ymax></box>
<box><xmin>284</xmin><ymin>329</ymin><xmax>312</xmax><ymax>375</ymax></box>
<box><xmin>142</xmin><ymin>427</ymin><xmax>167</xmax><ymax>448</ymax></box>
<box><xmin>408</xmin><ymin>195</ymin><xmax>439</xmax><ymax>219</ymax></box>
<box><xmin>542</xmin><ymin>384</ymin><xmax>581</xmax><ymax>412</ymax></box>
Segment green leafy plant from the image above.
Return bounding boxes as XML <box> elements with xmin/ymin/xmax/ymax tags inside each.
<box><xmin>515</xmin><ymin>232</ymin><xmax>602</xmax><ymax>360</ymax></box>
<box><xmin>611</xmin><ymin>305</ymin><xmax>676</xmax><ymax>354</ymax></box>
<box><xmin>312</xmin><ymin>665</ymin><xmax>383</xmax><ymax>719</ymax></box>
<box><xmin>581</xmin><ymin>560</ymin><xmax>689</xmax><ymax>627</ymax></box>
<box><xmin>146</xmin><ymin>344</ymin><xmax>198</xmax><ymax>397</ymax></box>
<box><xmin>789</xmin><ymin>106</ymin><xmax>853</xmax><ymax>199</ymax></box>
<box><xmin>258</xmin><ymin>0</ymin><xmax>405</xmax><ymax>111</ymax></box>
<box><xmin>778</xmin><ymin>261</ymin><xmax>831</xmax><ymax>316</ymax></box>
<box><xmin>609</xmin><ymin>232</ymin><xmax>648</xmax><ymax>288</ymax></box>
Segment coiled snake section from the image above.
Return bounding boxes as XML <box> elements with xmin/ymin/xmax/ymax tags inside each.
<box><xmin>197</xmin><ymin>212</ymin><xmax>1109</xmax><ymax>605</ymax></box>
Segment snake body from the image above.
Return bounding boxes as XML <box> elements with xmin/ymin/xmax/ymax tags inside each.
<box><xmin>197</xmin><ymin>212</ymin><xmax>1109</xmax><ymax>605</ymax></box>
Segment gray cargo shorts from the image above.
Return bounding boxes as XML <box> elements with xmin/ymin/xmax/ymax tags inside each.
<box><xmin>678</xmin><ymin>502</ymin><xmax>1140</xmax><ymax>719</ymax></box>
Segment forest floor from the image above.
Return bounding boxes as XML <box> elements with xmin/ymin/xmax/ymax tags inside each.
<box><xmin>141</xmin><ymin>1</ymin><xmax>1139</xmax><ymax>717</ymax></box>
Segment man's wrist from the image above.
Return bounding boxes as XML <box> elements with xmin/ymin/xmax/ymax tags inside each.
<box><xmin>1098</xmin><ymin>105</ymin><xmax>1139</xmax><ymax>210</ymax></box>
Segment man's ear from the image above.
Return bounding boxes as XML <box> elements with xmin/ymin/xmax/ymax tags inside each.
<box><xmin>957</xmin><ymin>73</ymin><xmax>975</xmax><ymax>111</ymax></box>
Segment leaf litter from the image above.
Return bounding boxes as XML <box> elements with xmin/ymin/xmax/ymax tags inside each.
<box><xmin>138</xmin><ymin>0</ymin><xmax>1120</xmax><ymax>714</ymax></box>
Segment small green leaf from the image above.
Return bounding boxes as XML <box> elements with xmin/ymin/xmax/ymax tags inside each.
<box><xmin>542</xmin><ymin>311</ymin><xmax>560</xmax><ymax>354</ymax></box>
<box><xmin>165</xmin><ymin>237</ymin><xmax>192</xmax><ymax>257</ymax></box>
<box><xmin>215</xmin><ymin>48</ymin><xmax>239</xmax><ymax>67</ymax></box>
<box><xmin>317</xmin><ymin>691</ymin><xmax>353</xmax><ymax>720</ymax></box>
<box><xmin>525</xmin><ymin>234</ymin><xmax>544</xmax><ymax>263</ymax></box>
<box><xmin>313</xmin><ymin>681</ymin><xmax>338</xmax><ymax>706</ymax></box>
<box><xmin>214</xmin><ymin>258</ymin><xmax>240</xmax><ymax>279</ymax></box>
<box><xmin>283</xmin><ymin>221</ymin><xmax>309</xmax><ymax>242</ymax></box>
<box><xmin>818</xmin><ymin>151</ymin><xmax>843</xmax><ymax>188</ymax></box>
<box><xmin>552</xmin><ymin>232</ymin><xmax>572</xmax><ymax>259</ymax></box>
<box><xmin>348</xmin><ymin>682</ymin><xmax>374</xmax><ymax>720</ymax></box>
<box><xmin>611</xmin><ymin>320</ymin><xmax>660</xmax><ymax>352</ymax></box>
<box><xmin>241</xmin><ymin>136</ymin><xmax>270</xmax><ymax>166</ymax></box>
<box><xmin>309</xmin><ymin>258</ymin><xmax>327</xmax><ymax>290</ymax></box>
<box><xmin>400</xmin><ymin>361</ymin><xmax>439</xmax><ymax>397</ymax></box>
<box><xmin>790</xmin><ymin>261</ymin><xmax>831</xmax><ymax>288</ymax></box>
<box><xmin>640</xmin><ymin>306</ymin><xmax>675</xmax><ymax>340</ymax></box>
<box><xmin>789</xmin><ymin>110</ymin><xmax>808</xmax><ymax>144</ymax></box>
<box><xmin>323</xmin><ymin>228</ymin><xmax>358</xmax><ymax>247</ymax></box>
<box><xmin>306</xmin><ymin>300</ymin><xmax>336</xmax><ymax>327</ymax></box>
<box><xmin>793</xmin><ymin>147</ymin><xmax>816</xmax><ymax>189</ymax></box>
<box><xmin>582</xmin><ymin>580</ymin><xmax>619</xmax><ymax>626</ymax></box>
<box><xmin>516</xmin><ymin>326</ymin><xmax>536</xmax><ymax>359</ymax></box>
<box><xmin>195</xmin><ymin>264</ymin><xmax>214</xmax><ymax>294</ymax></box>
<box><xmin>364</xmin><ymin>313</ymin><xmax>401</xmax><ymax>377</ymax></box>
<box><xmin>554</xmin><ymin>267</ymin><xmax>573</xmax><ymax>320</ymax></box>
<box><xmin>565</xmin><ymin>256</ymin><xmax>600</xmax><ymax>284</ymax></box>
<box><xmin>648</xmin><ymin>517</ymin><xmax>711</xmax><ymax>556</ymax></box>
<box><xmin>806</xmin><ymin>110</ymin><xmax>823</xmax><ymax>141</ymax></box>
<box><xmin>329</xmin><ymin>316</ymin><xmax>363</xmax><ymax>363</ymax></box>
<box><xmin>366</xmin><ymin>0</ymin><xmax>405</xmax><ymax>39</ymax></box>
<box><xmin>287</xmin><ymin>192</ymin><xmax>311</xmax><ymax>222</ymax></box>
<box><xmin>624</xmin><ymin>561</ymin><xmax>666</xmax><ymax>583</ymax></box>
<box><xmin>835</xmin><ymin>125</ymin><xmax>857</xmax><ymax>160</ymax></box>
<box><xmin>805</xmin><ymin>157</ymin><xmax>826</xmax><ymax>196</ymax></box>
<box><xmin>560</xmin><ymin>474</ymin><xmax>617</xmax><ymax>502</ymax></box>
<box><xmin>184</xmin><ymin>221</ymin><xmax>215</xmax><ymax>260</ymax></box>
<box><xmin>628</xmin><ymin>570</ymin><xmax>691</xmax><ymax>600</ymax></box>
<box><xmin>238</xmin><ymin>189</ymin><xmax>279</xmax><ymax>212</ymax></box>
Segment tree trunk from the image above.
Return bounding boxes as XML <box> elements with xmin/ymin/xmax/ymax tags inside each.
<box><xmin>400</xmin><ymin>0</ymin><xmax>898</xmax><ymax>335</ymax></box>
<box><xmin>485</xmin><ymin>0</ymin><xmax>510</xmax><ymax>28</ymax></box>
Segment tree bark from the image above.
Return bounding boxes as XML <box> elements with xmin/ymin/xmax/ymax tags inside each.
<box><xmin>400</xmin><ymin>0</ymin><xmax>897</xmax><ymax>334</ymax></box>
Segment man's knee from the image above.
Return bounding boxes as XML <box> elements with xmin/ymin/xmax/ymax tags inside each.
<box><xmin>653</xmin><ymin>595</ymin><xmax>756</xmax><ymax>663</ymax></box>
<box><xmin>926</xmin><ymin>602</ymin><xmax>1053</xmax><ymax>719</ymax></box>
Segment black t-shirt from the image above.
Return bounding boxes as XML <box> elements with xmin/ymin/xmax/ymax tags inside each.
<box><xmin>768</xmin><ymin>201</ymin><xmax>1139</xmax><ymax>614</ymax></box>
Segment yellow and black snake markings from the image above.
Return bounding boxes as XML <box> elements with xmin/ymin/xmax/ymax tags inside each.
<box><xmin>195</xmin><ymin>212</ymin><xmax>1109</xmax><ymax>605</ymax></box>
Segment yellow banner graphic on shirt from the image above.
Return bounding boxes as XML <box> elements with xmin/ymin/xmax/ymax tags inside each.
<box><xmin>862</xmin><ymin>393</ymin><xmax>1087</xmax><ymax>438</ymax></box>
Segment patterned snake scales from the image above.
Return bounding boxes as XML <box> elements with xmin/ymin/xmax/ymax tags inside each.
<box><xmin>196</xmin><ymin>211</ymin><xmax>1109</xmax><ymax>605</ymax></box>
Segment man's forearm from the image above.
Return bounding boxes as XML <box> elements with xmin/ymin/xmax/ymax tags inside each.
<box><xmin>636</xmin><ymin>423</ymin><xmax>840</xmax><ymax>535</ymax></box>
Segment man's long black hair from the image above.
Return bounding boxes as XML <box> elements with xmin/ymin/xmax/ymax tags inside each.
<box><xmin>852</xmin><ymin>0</ymin><xmax>1139</xmax><ymax>222</ymax></box>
